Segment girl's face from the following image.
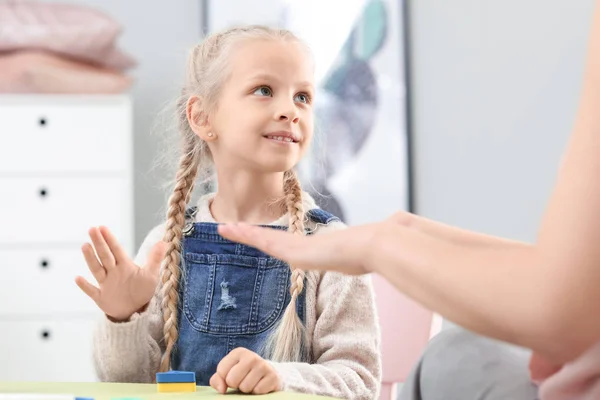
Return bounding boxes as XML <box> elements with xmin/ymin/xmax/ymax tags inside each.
<box><xmin>190</xmin><ymin>39</ymin><xmax>315</xmax><ymax>175</ymax></box>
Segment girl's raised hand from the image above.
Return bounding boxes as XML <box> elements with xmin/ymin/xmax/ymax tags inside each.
<box><xmin>75</xmin><ymin>226</ymin><xmax>167</xmax><ymax>321</ymax></box>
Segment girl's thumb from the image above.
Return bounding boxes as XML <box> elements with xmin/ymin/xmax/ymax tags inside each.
<box><xmin>147</xmin><ymin>241</ymin><xmax>168</xmax><ymax>275</ymax></box>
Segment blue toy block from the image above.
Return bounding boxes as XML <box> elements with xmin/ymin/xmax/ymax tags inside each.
<box><xmin>156</xmin><ymin>370</ymin><xmax>196</xmax><ymax>383</ymax></box>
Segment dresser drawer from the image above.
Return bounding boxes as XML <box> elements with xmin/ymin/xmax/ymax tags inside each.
<box><xmin>0</xmin><ymin>318</ymin><xmax>98</xmax><ymax>382</ymax></box>
<box><xmin>0</xmin><ymin>177</ymin><xmax>133</xmax><ymax>244</ymax></box>
<box><xmin>0</xmin><ymin>248</ymin><xmax>139</xmax><ymax>316</ymax></box>
<box><xmin>0</xmin><ymin>96</ymin><xmax>131</xmax><ymax>173</ymax></box>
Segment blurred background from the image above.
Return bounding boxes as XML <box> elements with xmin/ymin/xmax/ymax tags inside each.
<box><xmin>0</xmin><ymin>0</ymin><xmax>594</xmax><ymax>392</ymax></box>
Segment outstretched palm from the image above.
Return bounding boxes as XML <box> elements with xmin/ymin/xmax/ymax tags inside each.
<box><xmin>217</xmin><ymin>222</ymin><xmax>375</xmax><ymax>276</ymax></box>
<box><xmin>75</xmin><ymin>226</ymin><xmax>166</xmax><ymax>321</ymax></box>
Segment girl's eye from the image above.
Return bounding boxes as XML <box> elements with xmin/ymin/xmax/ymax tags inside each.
<box><xmin>294</xmin><ymin>93</ymin><xmax>311</xmax><ymax>104</ymax></box>
<box><xmin>253</xmin><ymin>86</ymin><xmax>272</xmax><ymax>97</ymax></box>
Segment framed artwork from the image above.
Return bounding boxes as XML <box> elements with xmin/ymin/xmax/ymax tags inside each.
<box><xmin>201</xmin><ymin>0</ymin><xmax>413</xmax><ymax>224</ymax></box>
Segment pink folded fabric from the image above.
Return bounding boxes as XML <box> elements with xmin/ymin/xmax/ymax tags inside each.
<box><xmin>0</xmin><ymin>50</ymin><xmax>133</xmax><ymax>94</ymax></box>
<box><xmin>0</xmin><ymin>0</ymin><xmax>136</xmax><ymax>71</ymax></box>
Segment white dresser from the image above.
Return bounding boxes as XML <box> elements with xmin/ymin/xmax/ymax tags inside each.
<box><xmin>0</xmin><ymin>95</ymin><xmax>134</xmax><ymax>382</ymax></box>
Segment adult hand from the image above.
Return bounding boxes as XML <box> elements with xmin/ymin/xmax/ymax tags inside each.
<box><xmin>217</xmin><ymin>213</ymin><xmax>413</xmax><ymax>275</ymax></box>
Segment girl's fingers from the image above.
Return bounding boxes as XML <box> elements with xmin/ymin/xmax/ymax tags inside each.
<box><xmin>237</xmin><ymin>363</ymin><xmax>266</xmax><ymax>394</ymax></box>
<box><xmin>209</xmin><ymin>373</ymin><xmax>228</xmax><ymax>394</ymax></box>
<box><xmin>145</xmin><ymin>241</ymin><xmax>168</xmax><ymax>277</ymax></box>
<box><xmin>99</xmin><ymin>226</ymin><xmax>129</xmax><ymax>265</ymax></box>
<box><xmin>252</xmin><ymin>374</ymin><xmax>279</xmax><ymax>395</ymax></box>
<box><xmin>88</xmin><ymin>227</ymin><xmax>116</xmax><ymax>269</ymax></box>
<box><xmin>81</xmin><ymin>243</ymin><xmax>106</xmax><ymax>283</ymax></box>
<box><xmin>75</xmin><ymin>276</ymin><xmax>100</xmax><ymax>303</ymax></box>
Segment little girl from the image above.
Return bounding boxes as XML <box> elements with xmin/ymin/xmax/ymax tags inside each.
<box><xmin>75</xmin><ymin>25</ymin><xmax>381</xmax><ymax>399</ymax></box>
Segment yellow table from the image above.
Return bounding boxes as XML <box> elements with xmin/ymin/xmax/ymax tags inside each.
<box><xmin>0</xmin><ymin>382</ymin><xmax>335</xmax><ymax>399</ymax></box>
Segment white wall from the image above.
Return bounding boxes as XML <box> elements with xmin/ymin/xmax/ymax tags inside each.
<box><xmin>409</xmin><ymin>0</ymin><xmax>595</xmax><ymax>242</ymax></box>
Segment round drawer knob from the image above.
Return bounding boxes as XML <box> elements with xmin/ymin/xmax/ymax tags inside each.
<box><xmin>39</xmin><ymin>117</ymin><xmax>47</xmax><ymax>127</ymax></box>
<box><xmin>40</xmin><ymin>259</ymin><xmax>49</xmax><ymax>269</ymax></box>
<box><xmin>41</xmin><ymin>330</ymin><xmax>51</xmax><ymax>340</ymax></box>
<box><xmin>39</xmin><ymin>188</ymin><xmax>48</xmax><ymax>198</ymax></box>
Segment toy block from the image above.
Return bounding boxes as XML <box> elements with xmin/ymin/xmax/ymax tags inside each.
<box><xmin>156</xmin><ymin>370</ymin><xmax>197</xmax><ymax>392</ymax></box>
<box><xmin>157</xmin><ymin>382</ymin><xmax>196</xmax><ymax>393</ymax></box>
<box><xmin>156</xmin><ymin>370</ymin><xmax>196</xmax><ymax>383</ymax></box>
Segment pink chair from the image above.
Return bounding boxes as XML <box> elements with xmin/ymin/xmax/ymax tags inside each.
<box><xmin>372</xmin><ymin>273</ymin><xmax>440</xmax><ymax>400</ymax></box>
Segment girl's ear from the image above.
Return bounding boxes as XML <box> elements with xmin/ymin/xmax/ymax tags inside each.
<box><xmin>186</xmin><ymin>95</ymin><xmax>217</xmax><ymax>141</ymax></box>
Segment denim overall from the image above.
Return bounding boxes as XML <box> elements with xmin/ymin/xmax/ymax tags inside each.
<box><xmin>170</xmin><ymin>206</ymin><xmax>340</xmax><ymax>385</ymax></box>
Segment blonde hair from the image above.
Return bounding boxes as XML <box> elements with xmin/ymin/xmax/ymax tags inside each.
<box><xmin>158</xmin><ymin>25</ymin><xmax>312</xmax><ymax>372</ymax></box>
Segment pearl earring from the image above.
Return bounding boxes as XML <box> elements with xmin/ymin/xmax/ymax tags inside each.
<box><xmin>207</xmin><ymin>132</ymin><xmax>213</xmax><ymax>137</ymax></box>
